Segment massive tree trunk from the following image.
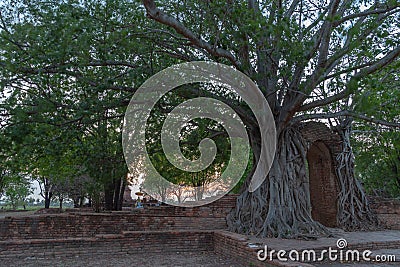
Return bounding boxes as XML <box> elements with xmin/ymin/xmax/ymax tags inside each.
<box><xmin>228</xmin><ymin>125</ymin><xmax>330</xmax><ymax>238</ymax></box>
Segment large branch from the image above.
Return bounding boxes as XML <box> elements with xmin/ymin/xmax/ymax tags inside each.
<box><xmin>293</xmin><ymin>110</ymin><xmax>400</xmax><ymax>128</ymax></box>
<box><xmin>299</xmin><ymin>46</ymin><xmax>400</xmax><ymax>112</ymax></box>
<box><xmin>284</xmin><ymin>0</ymin><xmax>301</xmax><ymax>19</ymax></box>
<box><xmin>285</xmin><ymin>1</ymin><xmax>338</xmax><ymax>107</ymax></box>
<box><xmin>316</xmin><ymin>0</ymin><xmax>340</xmax><ymax>69</ymax></box>
<box><xmin>291</xmin><ymin>2</ymin><xmax>398</xmax><ymax>114</ymax></box>
<box><xmin>142</xmin><ymin>0</ymin><xmax>240</xmax><ymax>67</ymax></box>
<box><xmin>333</xmin><ymin>3</ymin><xmax>400</xmax><ymax>27</ymax></box>
<box><xmin>321</xmin><ymin>8</ymin><xmax>397</xmax><ymax>81</ymax></box>
<box><xmin>85</xmin><ymin>60</ymin><xmax>140</xmax><ymax>69</ymax></box>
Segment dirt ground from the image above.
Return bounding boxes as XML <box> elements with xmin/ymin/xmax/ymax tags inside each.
<box><xmin>0</xmin><ymin>251</ymin><xmax>243</xmax><ymax>267</ymax></box>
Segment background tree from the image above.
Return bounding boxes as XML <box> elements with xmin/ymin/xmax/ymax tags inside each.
<box><xmin>355</xmin><ymin>129</ymin><xmax>400</xmax><ymax>197</ymax></box>
<box><xmin>4</xmin><ymin>175</ymin><xmax>32</xmax><ymax>210</ymax></box>
<box><xmin>352</xmin><ymin>61</ymin><xmax>400</xmax><ymax>198</ymax></box>
<box><xmin>0</xmin><ymin>0</ymin><xmax>168</xmax><ymax>210</ymax></box>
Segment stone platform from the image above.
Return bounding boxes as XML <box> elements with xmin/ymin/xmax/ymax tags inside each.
<box><xmin>1</xmin><ymin>194</ymin><xmax>400</xmax><ymax>266</ymax></box>
<box><xmin>1</xmin><ymin>218</ymin><xmax>399</xmax><ymax>266</ymax></box>
<box><xmin>231</xmin><ymin>229</ymin><xmax>400</xmax><ymax>266</ymax></box>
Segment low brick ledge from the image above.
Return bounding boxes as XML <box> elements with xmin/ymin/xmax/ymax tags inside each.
<box><xmin>0</xmin><ymin>230</ymin><xmax>215</xmax><ymax>260</ymax></box>
<box><xmin>0</xmin><ymin>213</ymin><xmax>227</xmax><ymax>240</ymax></box>
<box><xmin>0</xmin><ymin>230</ymin><xmax>215</xmax><ymax>245</ymax></box>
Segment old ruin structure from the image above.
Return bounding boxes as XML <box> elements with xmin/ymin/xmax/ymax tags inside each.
<box><xmin>299</xmin><ymin>121</ymin><xmax>342</xmax><ymax>228</ymax></box>
<box><xmin>299</xmin><ymin>121</ymin><xmax>378</xmax><ymax>230</ymax></box>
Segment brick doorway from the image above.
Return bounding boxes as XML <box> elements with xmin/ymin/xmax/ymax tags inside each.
<box><xmin>307</xmin><ymin>141</ymin><xmax>338</xmax><ymax>227</ymax></box>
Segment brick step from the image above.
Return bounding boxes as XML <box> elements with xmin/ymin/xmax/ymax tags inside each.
<box><xmin>0</xmin><ymin>213</ymin><xmax>227</xmax><ymax>240</ymax></box>
<box><xmin>0</xmin><ymin>230</ymin><xmax>214</xmax><ymax>259</ymax></box>
<box><xmin>0</xmin><ymin>194</ymin><xmax>238</xmax><ymax>240</ymax></box>
<box><xmin>214</xmin><ymin>230</ymin><xmax>400</xmax><ymax>267</ymax></box>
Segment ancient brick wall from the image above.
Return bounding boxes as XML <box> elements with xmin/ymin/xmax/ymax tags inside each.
<box><xmin>0</xmin><ymin>194</ymin><xmax>237</xmax><ymax>241</ymax></box>
<box><xmin>0</xmin><ymin>195</ymin><xmax>238</xmax><ymax>261</ymax></box>
<box><xmin>369</xmin><ymin>197</ymin><xmax>400</xmax><ymax>230</ymax></box>
<box><xmin>0</xmin><ymin>230</ymin><xmax>214</xmax><ymax>259</ymax></box>
<box><xmin>214</xmin><ymin>231</ymin><xmax>272</xmax><ymax>267</ymax></box>
<box><xmin>306</xmin><ymin>141</ymin><xmax>339</xmax><ymax>227</ymax></box>
<box><xmin>299</xmin><ymin>122</ymin><xmax>400</xmax><ymax>230</ymax></box>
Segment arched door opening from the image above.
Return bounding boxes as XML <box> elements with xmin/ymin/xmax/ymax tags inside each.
<box><xmin>307</xmin><ymin>142</ymin><xmax>339</xmax><ymax>227</ymax></box>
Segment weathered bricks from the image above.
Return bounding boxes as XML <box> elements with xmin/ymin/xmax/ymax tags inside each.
<box><xmin>369</xmin><ymin>197</ymin><xmax>400</xmax><ymax>230</ymax></box>
<box><xmin>0</xmin><ymin>194</ymin><xmax>237</xmax><ymax>241</ymax></box>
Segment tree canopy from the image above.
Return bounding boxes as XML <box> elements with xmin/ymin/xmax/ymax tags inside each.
<box><xmin>0</xmin><ymin>0</ymin><xmax>398</xmax><ymax>237</ymax></box>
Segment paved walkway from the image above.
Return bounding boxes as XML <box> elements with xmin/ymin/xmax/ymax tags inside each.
<box><xmin>0</xmin><ymin>251</ymin><xmax>242</xmax><ymax>267</ymax></box>
<box><xmin>244</xmin><ymin>229</ymin><xmax>400</xmax><ymax>266</ymax></box>
<box><xmin>313</xmin><ymin>249</ymin><xmax>400</xmax><ymax>266</ymax></box>
<box><xmin>247</xmin><ymin>229</ymin><xmax>400</xmax><ymax>251</ymax></box>
<box><xmin>314</xmin><ymin>260</ymin><xmax>399</xmax><ymax>266</ymax></box>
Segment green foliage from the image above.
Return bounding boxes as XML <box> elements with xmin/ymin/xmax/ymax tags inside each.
<box><xmin>0</xmin><ymin>0</ymin><xmax>399</xmax><ymax>209</ymax></box>
<box><xmin>353</xmin><ymin>129</ymin><xmax>400</xmax><ymax>198</ymax></box>
<box><xmin>3</xmin><ymin>175</ymin><xmax>32</xmax><ymax>209</ymax></box>
<box><xmin>141</xmin><ymin>84</ymin><xmax>251</xmax><ymax>200</ymax></box>
<box><xmin>352</xmin><ymin>62</ymin><xmax>400</xmax><ymax>198</ymax></box>
<box><xmin>0</xmin><ymin>0</ymin><xmax>165</xmax><ymax>205</ymax></box>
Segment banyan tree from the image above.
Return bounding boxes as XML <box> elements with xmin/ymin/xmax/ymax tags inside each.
<box><xmin>142</xmin><ymin>0</ymin><xmax>398</xmax><ymax>237</ymax></box>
